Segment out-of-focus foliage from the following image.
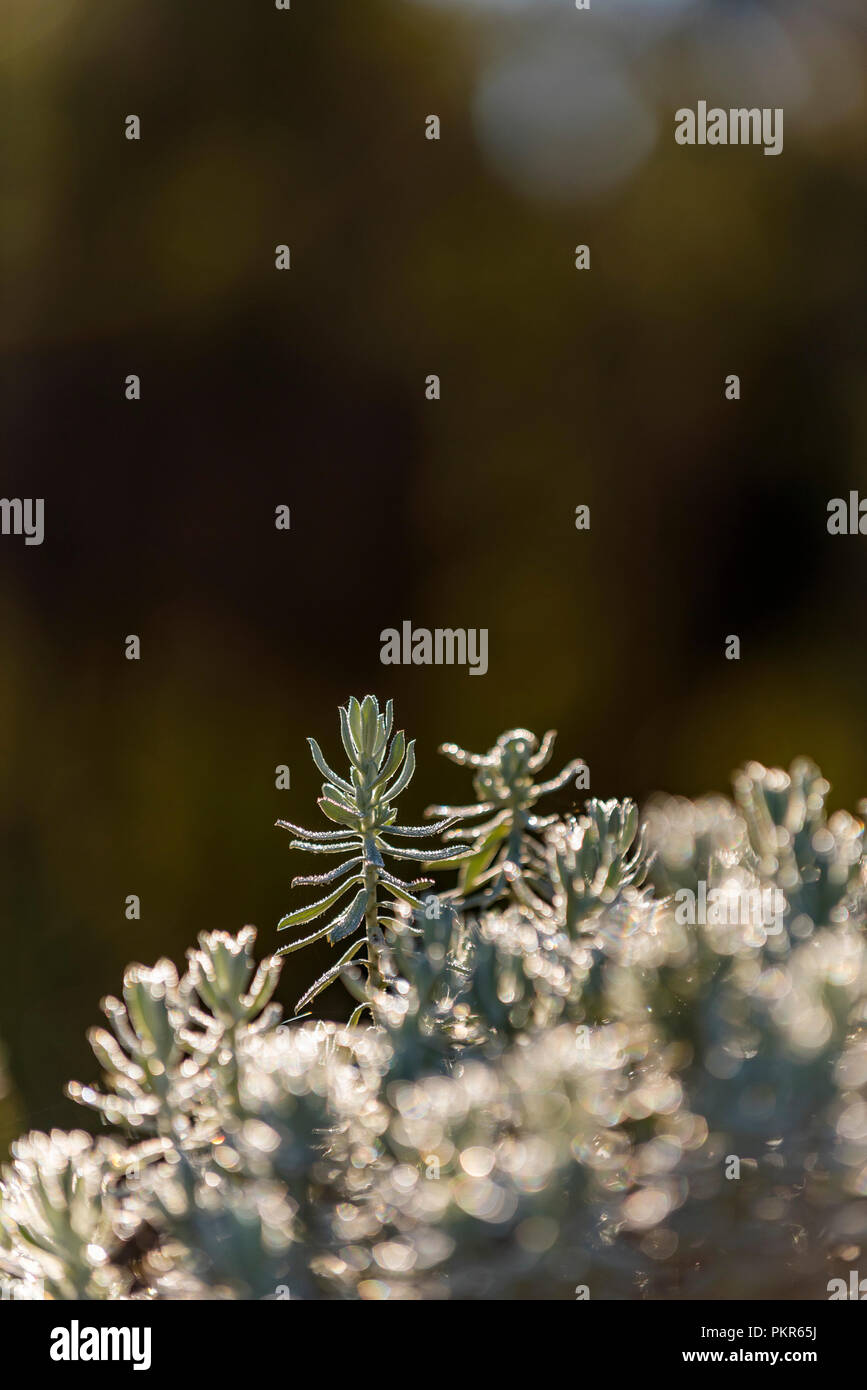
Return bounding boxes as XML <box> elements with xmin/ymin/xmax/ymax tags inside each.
<box><xmin>428</xmin><ymin>727</ymin><xmax>584</xmax><ymax>904</ymax></box>
<box><xmin>3</xmin><ymin>700</ymin><xmax>867</xmax><ymax>1300</ymax></box>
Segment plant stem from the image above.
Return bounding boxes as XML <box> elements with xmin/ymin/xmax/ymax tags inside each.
<box><xmin>364</xmin><ymin>861</ymin><xmax>386</xmax><ymax>992</ymax></box>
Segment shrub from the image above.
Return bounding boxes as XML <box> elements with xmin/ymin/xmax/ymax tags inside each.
<box><xmin>2</xmin><ymin>698</ymin><xmax>866</xmax><ymax>1300</ymax></box>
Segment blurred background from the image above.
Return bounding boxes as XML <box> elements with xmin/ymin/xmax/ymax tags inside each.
<box><xmin>1</xmin><ymin>0</ymin><xmax>866</xmax><ymax>1150</ymax></box>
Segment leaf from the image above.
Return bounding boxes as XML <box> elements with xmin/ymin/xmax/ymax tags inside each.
<box><xmin>307</xmin><ymin>738</ymin><xmax>354</xmax><ymax>796</ymax></box>
<box><xmin>277</xmin><ymin>876</ymin><xmax>361</xmax><ymax>930</ymax></box>
<box><xmin>244</xmin><ymin>958</ymin><xmax>282</xmax><ymax>1016</ymax></box>
<box><xmin>294</xmin><ymin>938</ymin><xmax>365</xmax><ymax>1013</ymax></box>
<box><xmin>380</xmin><ymin>869</ymin><xmax>434</xmax><ymax>892</ymax></box>
<box><xmin>347</xmin><ymin>697</ymin><xmax>364</xmax><ymax>752</ymax></box>
<box><xmin>381</xmin><ymin>843</ymin><xmax>472</xmax><ymax>863</ymax></box>
<box><xmin>387</xmin><ymin>816</ymin><xmax>460</xmax><ymax>838</ymax></box>
<box><xmin>277</xmin><ymin>819</ymin><xmax>354</xmax><ymax>843</ymax></box>
<box><xmin>371</xmin><ymin>713</ymin><xmax>388</xmax><ymax>765</ymax></box>
<box><xmin>319</xmin><ymin>784</ymin><xmax>357</xmax><ymax>814</ymax></box>
<box><xmin>534</xmin><ymin>759</ymin><xmax>585</xmax><ymax>797</ymax></box>
<box><xmin>319</xmin><ymin>797</ymin><xmax>361</xmax><ymax>830</ymax></box>
<box><xmin>426</xmin><ymin>801</ymin><xmax>494</xmax><ymax>820</ymax></box>
<box><xmin>292</xmin><ymin>856</ymin><xmax>362</xmax><ymax>888</ymax></box>
<box><xmin>288</xmin><ymin>838</ymin><xmax>357</xmax><ymax>855</ymax></box>
<box><xmin>340</xmin><ymin>705</ymin><xmax>360</xmax><ymax>767</ymax></box>
<box><xmin>370</xmin><ymin>730</ymin><xmax>405</xmax><ymax>793</ymax></box>
<box><xmin>383</xmin><ymin>739</ymin><xmax>416</xmax><ymax>802</ymax></box>
<box><xmin>328</xmin><ymin>888</ymin><xmax>368</xmax><ymax>944</ymax></box>
<box><xmin>438</xmin><ymin>741</ymin><xmax>485</xmax><ymax>768</ymax></box>
<box><xmin>275</xmin><ymin>918</ymin><xmax>342</xmax><ymax>956</ymax></box>
<box><xmin>460</xmin><ymin>820</ymin><xmax>511</xmax><ymax>893</ymax></box>
<box><xmin>527</xmin><ymin>730</ymin><xmax>557</xmax><ymax>773</ymax></box>
<box><xmin>386</xmin><ymin>883</ymin><xmax>429</xmax><ymax>910</ymax></box>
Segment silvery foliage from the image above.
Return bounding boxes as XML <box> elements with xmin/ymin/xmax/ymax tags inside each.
<box><xmin>2</xmin><ymin>705</ymin><xmax>867</xmax><ymax>1299</ymax></box>
<box><xmin>428</xmin><ymin>726</ymin><xmax>585</xmax><ymax>904</ymax></box>
<box><xmin>276</xmin><ymin>694</ymin><xmax>470</xmax><ymax>1013</ymax></box>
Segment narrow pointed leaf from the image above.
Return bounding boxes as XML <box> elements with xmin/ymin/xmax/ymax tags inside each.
<box><xmin>328</xmin><ymin>888</ymin><xmax>368</xmax><ymax>944</ymax></box>
<box><xmin>288</xmin><ymin>838</ymin><xmax>357</xmax><ymax>855</ymax></box>
<box><xmin>319</xmin><ymin>797</ymin><xmax>361</xmax><ymax>830</ymax></box>
<box><xmin>294</xmin><ymin>938</ymin><xmax>365</xmax><ymax>1012</ymax></box>
<box><xmin>277</xmin><ymin>819</ymin><xmax>354</xmax><ymax>843</ymax></box>
<box><xmin>426</xmin><ymin>801</ymin><xmax>495</xmax><ymax>820</ymax></box>
<box><xmin>534</xmin><ymin>760</ymin><xmax>585</xmax><ymax>797</ymax></box>
<box><xmin>348</xmin><ymin>698</ymin><xmax>364</xmax><ymax>751</ymax></box>
<box><xmin>381</xmin><ymin>869</ymin><xmax>434</xmax><ymax>891</ymax></box>
<box><xmin>371</xmin><ymin>730</ymin><xmax>405</xmax><ymax>792</ymax></box>
<box><xmin>388</xmin><ymin>816</ymin><xmax>460</xmax><ymax>837</ymax></box>
<box><xmin>292</xmin><ymin>856</ymin><xmax>362</xmax><ymax>888</ymax></box>
<box><xmin>383</xmin><ymin>739</ymin><xmax>416</xmax><ymax>802</ymax></box>
<box><xmin>320</xmin><ymin>783</ymin><xmax>357</xmax><ymax>814</ymax></box>
<box><xmin>386</xmin><ymin>884</ymin><xmax>429</xmax><ymax>910</ymax></box>
<box><xmin>526</xmin><ymin>730</ymin><xmax>557</xmax><ymax>773</ymax></box>
<box><xmin>275</xmin><ymin>918</ymin><xmax>342</xmax><ymax>956</ymax></box>
<box><xmin>307</xmin><ymin>737</ymin><xmax>354</xmax><ymax>795</ymax></box>
<box><xmin>438</xmin><ymin>742</ymin><xmax>486</xmax><ymax>768</ymax></box>
<box><xmin>277</xmin><ymin>877</ymin><xmax>360</xmax><ymax>930</ymax></box>
<box><xmin>380</xmin><ymin>843</ymin><xmax>472</xmax><ymax>862</ymax></box>
<box><xmin>460</xmin><ymin>820</ymin><xmax>511</xmax><ymax>893</ymax></box>
<box><xmin>340</xmin><ymin>705</ymin><xmax>361</xmax><ymax>767</ymax></box>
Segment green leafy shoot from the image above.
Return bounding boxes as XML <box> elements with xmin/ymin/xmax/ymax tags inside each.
<box><xmin>427</xmin><ymin>727</ymin><xmax>585</xmax><ymax>905</ymax></box>
<box><xmin>276</xmin><ymin>695</ymin><xmax>471</xmax><ymax>1011</ymax></box>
